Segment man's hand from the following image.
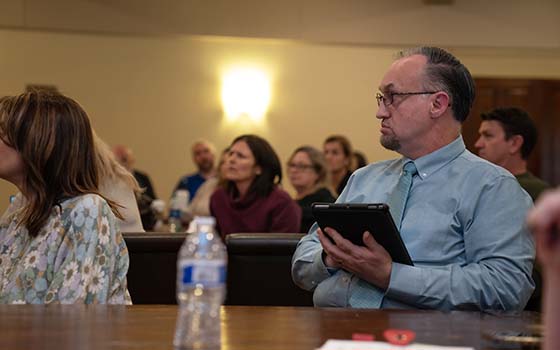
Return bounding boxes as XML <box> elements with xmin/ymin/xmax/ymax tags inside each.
<box><xmin>527</xmin><ymin>188</ymin><xmax>560</xmax><ymax>272</ymax></box>
<box><xmin>318</xmin><ymin>227</ymin><xmax>393</xmax><ymax>290</ymax></box>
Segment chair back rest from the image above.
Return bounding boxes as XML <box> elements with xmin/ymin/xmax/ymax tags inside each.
<box><xmin>123</xmin><ymin>233</ymin><xmax>187</xmax><ymax>304</ymax></box>
<box><xmin>225</xmin><ymin>233</ymin><xmax>313</xmax><ymax>306</ymax></box>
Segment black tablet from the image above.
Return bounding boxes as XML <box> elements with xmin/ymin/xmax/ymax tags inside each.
<box><xmin>311</xmin><ymin>203</ymin><xmax>413</xmax><ymax>266</ymax></box>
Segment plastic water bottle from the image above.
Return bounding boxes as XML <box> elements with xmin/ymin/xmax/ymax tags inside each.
<box><xmin>173</xmin><ymin>216</ymin><xmax>226</xmax><ymax>349</ymax></box>
<box><xmin>169</xmin><ymin>190</ymin><xmax>189</xmax><ymax>233</ymax></box>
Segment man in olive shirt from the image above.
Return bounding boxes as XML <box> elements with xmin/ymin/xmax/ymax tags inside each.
<box><xmin>475</xmin><ymin>107</ymin><xmax>550</xmax><ymax>201</ymax></box>
<box><xmin>475</xmin><ymin>107</ymin><xmax>549</xmax><ymax>311</ymax></box>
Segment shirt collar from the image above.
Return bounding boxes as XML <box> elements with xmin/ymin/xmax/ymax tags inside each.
<box><xmin>402</xmin><ymin>136</ymin><xmax>466</xmax><ymax>180</ymax></box>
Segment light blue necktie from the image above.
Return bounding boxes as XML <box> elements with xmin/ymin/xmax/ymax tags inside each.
<box><xmin>388</xmin><ymin>161</ymin><xmax>418</xmax><ymax>229</ymax></box>
<box><xmin>349</xmin><ymin>161</ymin><xmax>417</xmax><ymax>308</ymax></box>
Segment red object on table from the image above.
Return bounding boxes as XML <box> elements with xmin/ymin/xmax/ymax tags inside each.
<box><xmin>383</xmin><ymin>329</ymin><xmax>416</xmax><ymax>345</ymax></box>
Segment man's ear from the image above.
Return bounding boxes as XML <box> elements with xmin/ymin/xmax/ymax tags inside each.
<box><xmin>508</xmin><ymin>135</ymin><xmax>524</xmax><ymax>155</ymax></box>
<box><xmin>430</xmin><ymin>92</ymin><xmax>451</xmax><ymax>119</ymax></box>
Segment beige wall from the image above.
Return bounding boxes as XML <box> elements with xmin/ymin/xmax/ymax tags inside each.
<box><xmin>3</xmin><ymin>0</ymin><xmax>560</xmax><ymax>49</ymax></box>
<box><xmin>1</xmin><ymin>29</ymin><xmax>560</xmax><ymax>213</ymax></box>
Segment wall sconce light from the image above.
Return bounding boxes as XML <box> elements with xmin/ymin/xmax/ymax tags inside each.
<box><xmin>221</xmin><ymin>67</ymin><xmax>271</xmax><ymax>123</ymax></box>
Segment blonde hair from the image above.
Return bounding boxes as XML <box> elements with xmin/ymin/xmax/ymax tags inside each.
<box><xmin>93</xmin><ymin>132</ymin><xmax>140</xmax><ymax>194</ymax></box>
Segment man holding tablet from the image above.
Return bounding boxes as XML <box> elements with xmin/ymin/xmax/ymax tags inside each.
<box><xmin>292</xmin><ymin>47</ymin><xmax>535</xmax><ymax>311</ymax></box>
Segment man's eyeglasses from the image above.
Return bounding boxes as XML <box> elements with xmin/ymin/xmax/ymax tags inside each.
<box><xmin>376</xmin><ymin>91</ymin><xmax>438</xmax><ymax>107</ymax></box>
<box><xmin>287</xmin><ymin>162</ymin><xmax>314</xmax><ymax>171</ymax></box>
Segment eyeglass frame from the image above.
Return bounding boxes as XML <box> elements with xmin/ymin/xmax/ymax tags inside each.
<box><xmin>286</xmin><ymin>162</ymin><xmax>315</xmax><ymax>172</ymax></box>
<box><xmin>375</xmin><ymin>91</ymin><xmax>439</xmax><ymax>107</ymax></box>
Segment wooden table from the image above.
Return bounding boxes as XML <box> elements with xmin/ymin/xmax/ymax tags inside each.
<box><xmin>0</xmin><ymin>305</ymin><xmax>541</xmax><ymax>350</ymax></box>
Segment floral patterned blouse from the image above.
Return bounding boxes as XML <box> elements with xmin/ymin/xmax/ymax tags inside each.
<box><xmin>0</xmin><ymin>193</ymin><xmax>131</xmax><ymax>304</ymax></box>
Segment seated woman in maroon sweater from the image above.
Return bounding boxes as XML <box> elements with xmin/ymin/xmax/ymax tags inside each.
<box><xmin>210</xmin><ymin>134</ymin><xmax>301</xmax><ymax>237</ymax></box>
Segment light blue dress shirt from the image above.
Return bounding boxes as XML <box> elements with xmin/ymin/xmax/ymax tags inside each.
<box><xmin>291</xmin><ymin>136</ymin><xmax>535</xmax><ymax>311</ymax></box>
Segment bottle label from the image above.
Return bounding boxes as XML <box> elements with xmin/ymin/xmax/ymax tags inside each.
<box><xmin>169</xmin><ymin>209</ymin><xmax>182</xmax><ymax>219</ymax></box>
<box><xmin>180</xmin><ymin>260</ymin><xmax>226</xmax><ymax>286</ymax></box>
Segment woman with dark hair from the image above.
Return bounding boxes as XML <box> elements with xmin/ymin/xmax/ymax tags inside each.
<box><xmin>0</xmin><ymin>91</ymin><xmax>130</xmax><ymax>304</ymax></box>
<box><xmin>210</xmin><ymin>134</ymin><xmax>301</xmax><ymax>237</ymax></box>
<box><xmin>323</xmin><ymin>135</ymin><xmax>353</xmax><ymax>195</ymax></box>
<box><xmin>287</xmin><ymin>146</ymin><xmax>335</xmax><ymax>233</ymax></box>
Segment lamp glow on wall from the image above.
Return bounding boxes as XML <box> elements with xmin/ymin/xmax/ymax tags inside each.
<box><xmin>221</xmin><ymin>67</ymin><xmax>271</xmax><ymax>123</ymax></box>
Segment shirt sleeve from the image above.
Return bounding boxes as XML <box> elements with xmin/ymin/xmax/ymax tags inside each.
<box><xmin>385</xmin><ymin>176</ymin><xmax>536</xmax><ymax>311</ymax></box>
<box><xmin>44</xmin><ymin>195</ymin><xmax>132</xmax><ymax>305</ymax></box>
<box><xmin>291</xmin><ymin>177</ymin><xmax>356</xmax><ymax>291</ymax></box>
<box><xmin>291</xmin><ymin>223</ymin><xmax>336</xmax><ymax>291</ymax></box>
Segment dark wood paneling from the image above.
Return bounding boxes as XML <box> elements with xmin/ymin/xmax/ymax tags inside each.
<box><xmin>543</xmin><ymin>82</ymin><xmax>560</xmax><ymax>184</ymax></box>
<box><xmin>462</xmin><ymin>78</ymin><xmax>560</xmax><ymax>186</ymax></box>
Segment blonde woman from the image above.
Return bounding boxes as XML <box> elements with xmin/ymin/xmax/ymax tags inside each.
<box><xmin>94</xmin><ymin>134</ymin><xmax>144</xmax><ymax>232</ymax></box>
<box><xmin>287</xmin><ymin>146</ymin><xmax>335</xmax><ymax>233</ymax></box>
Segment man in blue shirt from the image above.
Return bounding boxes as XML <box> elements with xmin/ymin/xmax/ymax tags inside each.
<box><xmin>292</xmin><ymin>47</ymin><xmax>535</xmax><ymax>311</ymax></box>
<box><xmin>174</xmin><ymin>140</ymin><xmax>216</xmax><ymax>201</ymax></box>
